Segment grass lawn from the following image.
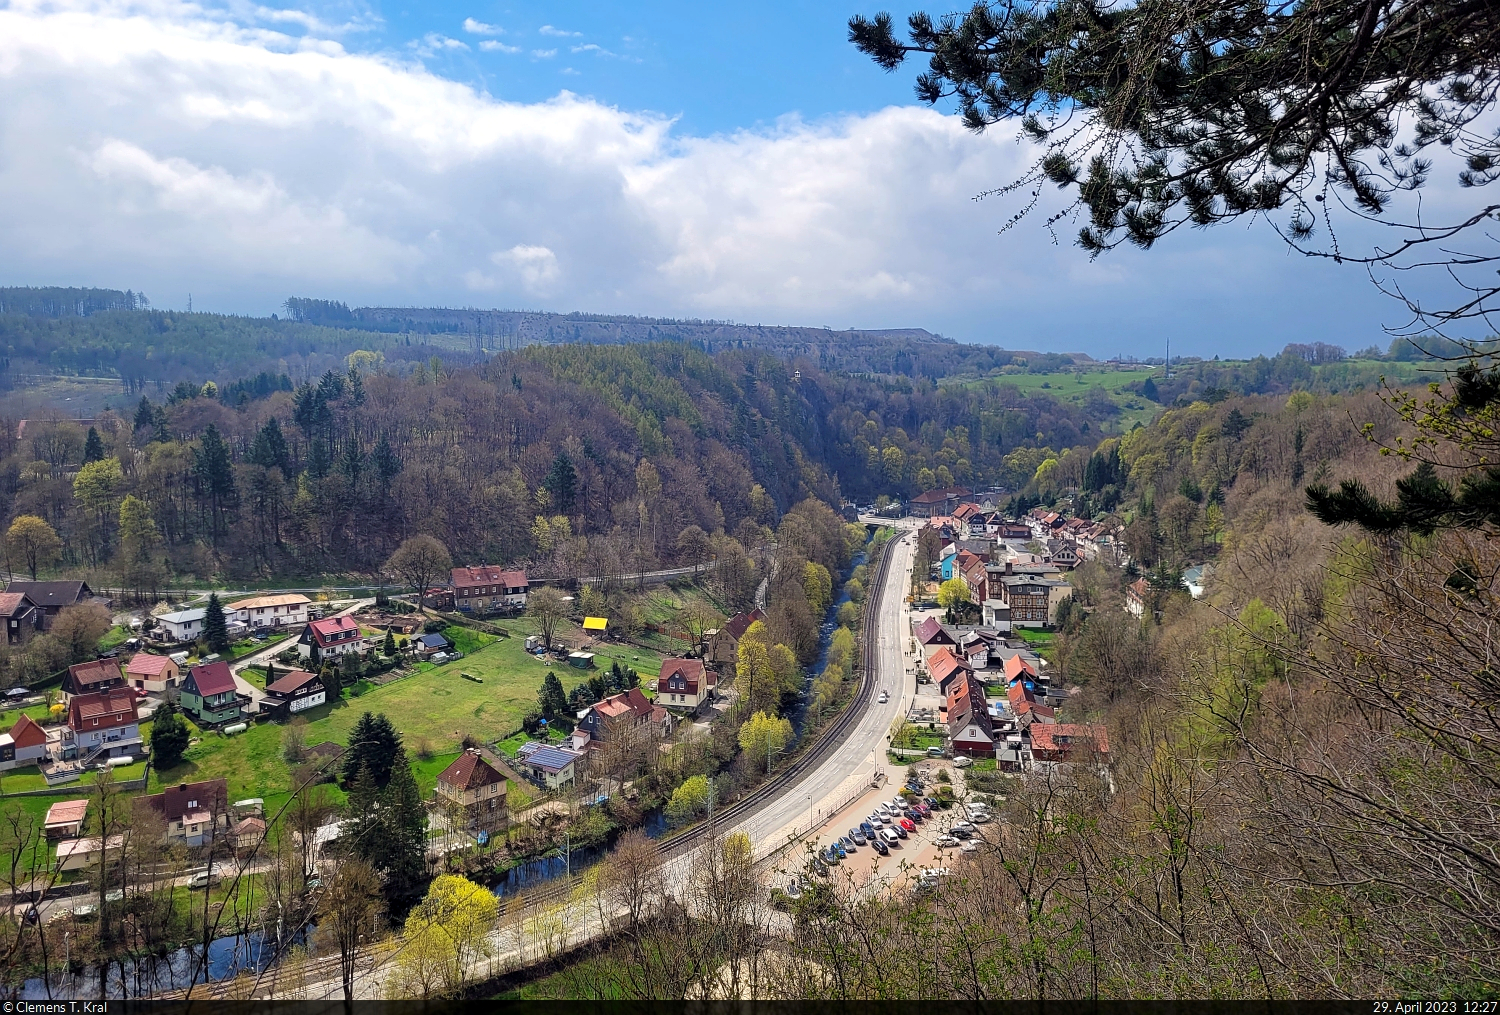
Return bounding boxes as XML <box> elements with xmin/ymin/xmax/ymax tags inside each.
<box><xmin>100</xmin><ymin>625</ymin><xmax>133</xmax><ymax>650</ymax></box>
<box><xmin>1015</xmin><ymin>629</ymin><xmax>1057</xmax><ymax>653</ymax></box>
<box><xmin>1</xmin><ymin>703</ymin><xmax>58</xmax><ymax>727</ymax></box>
<box><xmin>0</xmin><ymin>761</ymin><xmax>147</xmax><ymax>795</ymax></box>
<box><xmin>148</xmin><ymin>627</ymin><xmax>665</xmax><ymax>804</ymax></box>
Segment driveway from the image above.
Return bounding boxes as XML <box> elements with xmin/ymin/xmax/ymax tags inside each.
<box><xmin>228</xmin><ymin>598</ymin><xmax>373</xmax><ymax>714</ymax></box>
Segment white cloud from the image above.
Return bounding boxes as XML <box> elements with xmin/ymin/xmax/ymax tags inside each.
<box><xmin>479</xmin><ymin>39</ymin><xmax>519</xmax><ymax>53</ymax></box>
<box><xmin>411</xmin><ymin>32</ymin><xmax>469</xmax><ymax>56</ymax></box>
<box><xmin>538</xmin><ymin>24</ymin><xmax>579</xmax><ymax>36</ymax></box>
<box><xmin>0</xmin><ymin>0</ymin><xmax>1396</xmax><ymax>352</ymax></box>
<box><xmin>530</xmin><ymin>48</ymin><xmax>556</xmax><ymax>58</ymax></box>
<box><xmin>461</xmin><ymin>17</ymin><xmax>501</xmax><ymax>35</ymax></box>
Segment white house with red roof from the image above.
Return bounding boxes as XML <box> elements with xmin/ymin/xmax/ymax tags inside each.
<box><xmin>434</xmin><ymin>748</ymin><xmax>508</xmax><ymax>835</ymax></box>
<box><xmin>0</xmin><ymin>713</ymin><xmax>49</xmax><ymax>770</ymax></box>
<box><xmin>135</xmin><ymin>779</ymin><xmax>230</xmax><ymax>846</ymax></box>
<box><xmin>656</xmin><ymin>658</ymin><xmax>709</xmax><ymax>711</ymax></box>
<box><xmin>298</xmin><ymin>615</ymin><xmax>368</xmax><ymax>662</ymax></box>
<box><xmin>124</xmin><ymin>652</ymin><xmax>180</xmax><ymax>694</ymax></box>
<box><xmin>451</xmin><ymin>566</ymin><xmax>529</xmax><ymax>613</ymax></box>
<box><xmin>66</xmin><ymin>687</ymin><xmax>142</xmax><ymax>763</ymax></box>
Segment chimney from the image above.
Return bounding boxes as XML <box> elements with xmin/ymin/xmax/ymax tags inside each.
<box><xmin>1006</xmin><ymin>561</ymin><xmax>1013</xmax><ymax>575</ymax></box>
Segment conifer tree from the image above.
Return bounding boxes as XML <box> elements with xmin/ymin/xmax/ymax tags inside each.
<box><xmin>82</xmin><ymin>427</ymin><xmax>105</xmax><ymax>464</ymax></box>
<box><xmin>379</xmin><ymin>747</ymin><xmax>427</xmax><ymax>897</ymax></box>
<box><xmin>538</xmin><ymin>670</ymin><xmax>568</xmax><ymax>719</ymax></box>
<box><xmin>150</xmin><ymin>700</ymin><xmax>190</xmax><ymax>768</ymax></box>
<box><xmin>248</xmin><ymin>417</ymin><xmax>293</xmax><ymax>477</ymax></box>
<box><xmin>203</xmin><ymin>593</ymin><xmax>230</xmax><ymax>653</ymax></box>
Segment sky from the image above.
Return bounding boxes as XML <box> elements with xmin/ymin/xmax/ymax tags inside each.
<box><xmin>0</xmin><ymin>0</ymin><xmax>1436</xmax><ymax>359</ymax></box>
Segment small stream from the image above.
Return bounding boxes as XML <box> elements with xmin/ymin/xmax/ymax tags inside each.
<box><xmin>14</xmin><ymin>925</ymin><xmax>310</xmax><ymax>1000</ymax></box>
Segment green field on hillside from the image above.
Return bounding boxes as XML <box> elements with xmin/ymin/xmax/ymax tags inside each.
<box><xmin>943</xmin><ymin>366</ymin><xmax>1162</xmax><ymax>431</ymax></box>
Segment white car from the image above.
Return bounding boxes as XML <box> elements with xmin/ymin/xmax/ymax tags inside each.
<box><xmin>960</xmin><ymin>840</ymin><xmax>980</xmax><ymax>853</ymax></box>
<box><xmin>881</xmin><ymin>828</ymin><xmax>901</xmax><ymax>845</ymax></box>
<box><xmin>878</xmin><ymin>690</ymin><xmax>889</xmax><ymax>704</ymax></box>
<box><xmin>934</xmin><ymin>835</ymin><xmax>960</xmax><ymax>848</ymax></box>
<box><xmin>954</xmin><ymin>756</ymin><xmax>974</xmax><ymax>768</ymax></box>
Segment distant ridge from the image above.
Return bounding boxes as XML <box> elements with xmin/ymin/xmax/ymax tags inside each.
<box><xmin>0</xmin><ymin>286</ymin><xmax>150</xmax><ymax>317</ymax></box>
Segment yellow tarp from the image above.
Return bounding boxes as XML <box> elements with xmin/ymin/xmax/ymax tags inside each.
<box><xmin>582</xmin><ymin>616</ymin><xmax>608</xmax><ymax>631</ymax></box>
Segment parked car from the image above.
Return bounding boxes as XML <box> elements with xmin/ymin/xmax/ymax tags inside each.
<box><xmin>868</xmin><ymin>814</ymin><xmax>884</xmax><ymax>828</ymax></box>
<box><xmin>960</xmin><ymin>839</ymin><xmax>980</xmax><ymax>853</ymax></box>
<box><xmin>834</xmin><ymin>842</ymin><xmax>847</xmax><ymax>859</ymax></box>
<box><xmin>954</xmin><ymin>755</ymin><xmax>974</xmax><ymax>768</ymax></box>
<box><xmin>934</xmin><ymin>835</ymin><xmax>960</xmax><ymax>848</ymax></box>
<box><xmin>871</xmin><ymin>836</ymin><xmax>890</xmax><ymax>856</ymax></box>
<box><xmin>188</xmin><ymin>871</ymin><xmax>217</xmax><ymax>890</ymax></box>
<box><xmin>859</xmin><ymin>821</ymin><xmax>876</xmax><ymax>838</ymax></box>
<box><xmin>926</xmin><ymin>746</ymin><xmax>945</xmax><ymax>757</ymax></box>
<box><xmin>883</xmin><ymin>827</ymin><xmax>903</xmax><ymax>844</ymax></box>
<box><xmin>822</xmin><ymin>846</ymin><xmax>842</xmax><ymax>865</ymax></box>
<box><xmin>914</xmin><ymin>802</ymin><xmax>932</xmax><ymax>817</ymax></box>
<box><xmin>951</xmin><ymin>822</ymin><xmax>976</xmax><ymax>837</ymax></box>
<box><xmin>970</xmin><ymin>811</ymin><xmax>994</xmax><ymax>824</ymax></box>
<box><xmin>812</xmin><ymin>857</ymin><xmax>830</xmax><ymax>877</ymax></box>
<box><xmin>850</xmin><ymin>829</ymin><xmax>867</xmax><ymax>846</ymax></box>
<box><xmin>899</xmin><ymin>817</ymin><xmax>917</xmax><ymax>833</ymax></box>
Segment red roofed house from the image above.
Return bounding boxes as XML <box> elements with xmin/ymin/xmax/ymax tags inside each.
<box><xmin>62</xmin><ymin>658</ymin><xmax>126</xmax><ymax>703</ymax></box>
<box><xmin>913</xmin><ymin>616</ymin><xmax>955</xmax><ymax>649</ymax></box>
<box><xmin>1006</xmin><ymin>679</ymin><xmax>1056</xmax><ymax>729</ymax></box>
<box><xmin>125</xmin><ymin>652</ymin><xmax>181</xmax><ymax>694</ymax></box>
<box><xmin>927</xmin><ymin>647</ymin><xmax>973</xmax><ymax>695</ymax></box>
<box><xmin>1029</xmin><ymin>723</ymin><xmax>1111</xmax><ymax>765</ymax></box>
<box><xmin>298</xmin><ymin>616</ymin><xmax>368</xmax><ymax>663</ymax></box>
<box><xmin>136</xmin><ymin>779</ymin><xmax>230</xmax><ymax>846</ymax></box>
<box><xmin>434</xmin><ymin>748</ymin><xmax>508</xmax><ymax>836</ymax></box>
<box><xmin>180</xmin><ymin>661</ymin><xmax>244</xmax><ymax>726</ymax></box>
<box><xmin>451</xmin><ymin>566</ymin><xmax>529</xmax><ymax>614</ymax></box>
<box><xmin>0</xmin><ymin>713</ymin><xmax>49</xmax><ymax>770</ymax></box>
<box><xmin>43</xmin><ymin>799</ymin><xmax>88</xmax><ymax>840</ymax></box>
<box><xmin>66</xmin><ymin>688</ymin><xmax>142</xmax><ymax>763</ymax></box>
<box><xmin>657</xmin><ymin>658</ymin><xmax>709</xmax><ymax>711</ymax></box>
<box><xmin>571</xmin><ymin>687</ymin><xmax>656</xmax><ymax>754</ymax></box>
<box><xmin>0</xmin><ymin>591</ymin><xmax>42</xmax><ymax>646</ymax></box>
<box><xmin>946</xmin><ymin>672</ymin><xmax>995</xmax><ymax>757</ymax></box>
<box><xmin>705</xmin><ymin>609</ymin><xmax>766</xmax><ymax>668</ymax></box>
<box><xmin>909</xmin><ymin>487</ymin><xmax>973</xmax><ymax>518</ymax></box>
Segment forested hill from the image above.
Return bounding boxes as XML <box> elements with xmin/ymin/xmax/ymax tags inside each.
<box><xmin>286</xmin><ymin>299</ymin><xmax>1064</xmax><ymax>377</ymax></box>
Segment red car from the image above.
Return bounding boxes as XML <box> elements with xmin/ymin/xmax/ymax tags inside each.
<box><xmin>900</xmin><ymin>817</ymin><xmax>917</xmax><ymax>833</ymax></box>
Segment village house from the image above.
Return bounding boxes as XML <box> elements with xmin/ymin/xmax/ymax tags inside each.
<box><xmin>926</xmin><ymin>646</ymin><xmax>974</xmax><ymax>695</ymax></box>
<box><xmin>1028</xmin><ymin>723</ymin><xmax>1111</xmax><ymax>767</ymax></box>
<box><xmin>136</xmin><ymin>779</ymin><xmax>230</xmax><ymax>846</ymax></box>
<box><xmin>55</xmin><ymin>834</ymin><xmax>124</xmax><ymax>873</ymax></box>
<box><xmin>124</xmin><ymin>652</ymin><xmax>180</xmax><ymax>694</ymax></box>
<box><xmin>0</xmin><ymin>591</ymin><xmax>42</xmax><ymax>645</ymax></box>
<box><xmin>571</xmin><ymin>687</ymin><xmax>656</xmax><ymax>754</ymax></box>
<box><xmin>994</xmin><ymin>568</ymin><xmax>1072</xmax><ymax>628</ymax></box>
<box><xmin>179</xmin><ymin>661</ymin><xmax>244</xmax><ymax>726</ymax></box>
<box><xmin>61</xmin><ymin>658</ymin><xmax>126</xmax><ymax>703</ymax></box>
<box><xmin>946</xmin><ymin>671</ymin><xmax>995</xmax><ymax>757</ymax></box>
<box><xmin>1125</xmin><ymin>577</ymin><xmax>1150</xmax><ymax>618</ymax></box>
<box><xmin>298</xmin><ymin>616</ymin><xmax>367</xmax><ymax>662</ymax></box>
<box><xmin>3</xmin><ymin>581</ymin><xmax>95</xmax><ymax>629</ymax></box>
<box><xmin>226</xmin><ymin>593</ymin><xmax>311</xmax><ymax>629</ymax></box>
<box><xmin>656</xmin><ymin>658</ymin><xmax>710</xmax><ymax>711</ymax></box>
<box><xmin>155</xmin><ymin>607</ymin><xmax>206</xmax><ymax>643</ymax></box>
<box><xmin>981</xmin><ymin>599</ymin><xmax>1012</xmax><ymax>631</ymax></box>
<box><xmin>66</xmin><ymin>687</ymin><xmax>142</xmax><ymax>763</ymax></box>
<box><xmin>43</xmin><ymin>799</ymin><xmax>88</xmax><ymax>840</ymax></box>
<box><xmin>913</xmin><ymin>616</ymin><xmax>956</xmax><ymax>651</ymax></box>
<box><xmin>230</xmin><ymin>816</ymin><xmax>267</xmax><ymax>852</ymax></box>
<box><xmin>704</xmin><ymin>608</ymin><xmax>765</xmax><ymax>669</ymax></box>
<box><xmin>515</xmin><ymin>742</ymin><xmax>582</xmax><ymax>789</ymax></box>
<box><xmin>1006</xmin><ymin>678</ymin><xmax>1056</xmax><ymax>729</ymax></box>
<box><xmin>451</xmin><ymin>566</ymin><xmax>529</xmax><ymax>613</ymax></box>
<box><xmin>909</xmin><ymin>486</ymin><xmax>973</xmax><ymax>518</ymax></box>
<box><xmin>262</xmin><ymin>668</ymin><xmax>326</xmax><ymax>718</ymax></box>
<box><xmin>0</xmin><ymin>713</ymin><xmax>49</xmax><ymax>771</ymax></box>
<box><xmin>434</xmin><ymin>748</ymin><xmax>508</xmax><ymax>837</ymax></box>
